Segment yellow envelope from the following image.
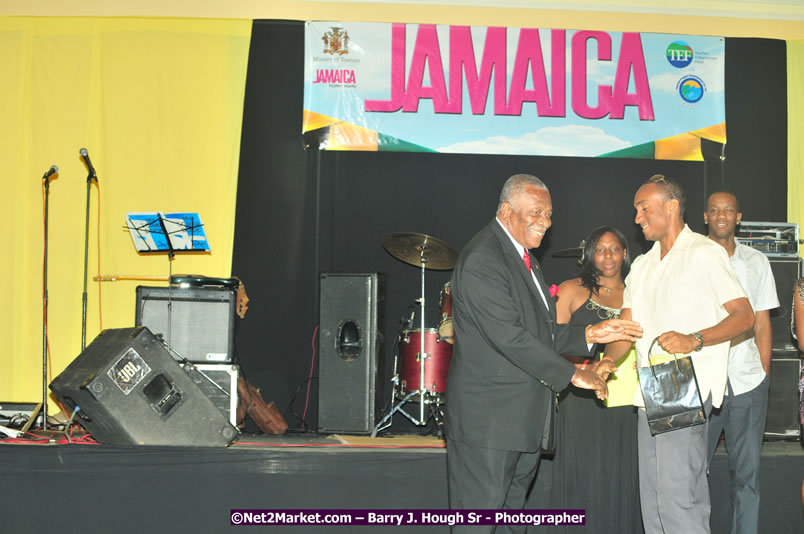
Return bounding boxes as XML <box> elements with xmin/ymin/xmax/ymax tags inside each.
<box><xmin>604</xmin><ymin>347</ymin><xmax>638</xmax><ymax>408</ymax></box>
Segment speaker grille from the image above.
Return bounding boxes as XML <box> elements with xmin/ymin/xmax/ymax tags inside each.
<box><xmin>318</xmin><ymin>273</ymin><xmax>386</xmax><ymax>434</ymax></box>
<box><xmin>768</xmin><ymin>258</ymin><xmax>801</xmax><ymax>352</ymax></box>
<box><xmin>136</xmin><ymin>286</ymin><xmax>236</xmax><ymax>363</ymax></box>
<box><xmin>765</xmin><ymin>354</ymin><xmax>801</xmax><ymax>439</ymax></box>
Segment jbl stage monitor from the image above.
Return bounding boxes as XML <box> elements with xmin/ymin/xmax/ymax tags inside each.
<box><xmin>50</xmin><ymin>327</ymin><xmax>238</xmax><ymax>446</ymax></box>
<box><xmin>318</xmin><ymin>273</ymin><xmax>386</xmax><ymax>434</ymax></box>
<box><xmin>136</xmin><ymin>286</ymin><xmax>236</xmax><ymax>363</ymax></box>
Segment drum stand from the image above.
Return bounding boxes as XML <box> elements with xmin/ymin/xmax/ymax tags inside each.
<box><xmin>376</xmin><ymin>232</ymin><xmax>456</xmax><ymax>438</ymax></box>
<box><xmin>371</xmin><ymin>339</ymin><xmax>446</xmax><ymax>438</ymax></box>
<box><xmin>372</xmin><ymin>257</ymin><xmax>435</xmax><ymax>435</ymax></box>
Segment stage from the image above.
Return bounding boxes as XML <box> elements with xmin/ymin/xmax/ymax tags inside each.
<box><xmin>1</xmin><ymin>433</ymin><xmax>801</xmax><ymax>533</ymax></box>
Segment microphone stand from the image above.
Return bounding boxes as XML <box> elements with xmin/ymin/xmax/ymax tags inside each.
<box><xmin>81</xmin><ymin>169</ymin><xmax>97</xmax><ymax>351</ymax></box>
<box><xmin>42</xmin><ymin>170</ymin><xmax>56</xmax><ymax>430</ymax></box>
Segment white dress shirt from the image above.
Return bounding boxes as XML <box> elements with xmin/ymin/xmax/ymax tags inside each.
<box><xmin>725</xmin><ymin>239</ymin><xmax>779</xmax><ymax>395</ymax></box>
<box><xmin>495</xmin><ymin>217</ymin><xmax>550</xmax><ymax>311</ymax></box>
<box><xmin>623</xmin><ymin>225</ymin><xmax>746</xmax><ymax>408</ymax></box>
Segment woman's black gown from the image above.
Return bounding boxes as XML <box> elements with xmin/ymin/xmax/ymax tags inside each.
<box><xmin>548</xmin><ymin>297</ymin><xmax>643</xmax><ymax>533</ymax></box>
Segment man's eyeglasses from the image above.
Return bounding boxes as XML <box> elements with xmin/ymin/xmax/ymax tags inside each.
<box><xmin>648</xmin><ymin>174</ymin><xmax>676</xmax><ymax>200</ymax></box>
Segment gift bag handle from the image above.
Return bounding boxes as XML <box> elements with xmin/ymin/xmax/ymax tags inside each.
<box><xmin>647</xmin><ymin>336</ymin><xmax>682</xmax><ymax>377</ymax></box>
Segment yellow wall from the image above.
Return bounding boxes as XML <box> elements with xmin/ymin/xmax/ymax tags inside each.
<box><xmin>0</xmin><ymin>17</ymin><xmax>251</xmax><ymax>413</ymax></box>
<box><xmin>787</xmin><ymin>41</ymin><xmax>804</xmax><ymax>255</ymax></box>
<box><xmin>2</xmin><ymin>1</ymin><xmax>804</xmax><ymax>39</ymax></box>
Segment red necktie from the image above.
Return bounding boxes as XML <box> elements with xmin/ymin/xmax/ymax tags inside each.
<box><xmin>522</xmin><ymin>250</ymin><xmax>531</xmax><ymax>271</ymax></box>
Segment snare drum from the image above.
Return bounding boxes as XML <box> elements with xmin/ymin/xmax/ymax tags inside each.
<box><xmin>399</xmin><ymin>328</ymin><xmax>453</xmax><ymax>394</ymax></box>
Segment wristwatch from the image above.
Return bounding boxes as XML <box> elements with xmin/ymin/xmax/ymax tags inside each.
<box><xmin>690</xmin><ymin>332</ymin><xmax>704</xmax><ymax>352</ymax></box>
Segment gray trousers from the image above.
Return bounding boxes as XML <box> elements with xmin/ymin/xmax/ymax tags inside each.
<box><xmin>637</xmin><ymin>395</ymin><xmax>713</xmax><ymax>534</ymax></box>
<box><xmin>706</xmin><ymin>376</ymin><xmax>769</xmax><ymax>534</ymax></box>
<box><xmin>446</xmin><ymin>437</ymin><xmax>541</xmax><ymax>534</ymax></box>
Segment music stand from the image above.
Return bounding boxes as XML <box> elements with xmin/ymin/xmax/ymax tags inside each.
<box><xmin>125</xmin><ymin>212</ymin><xmax>210</xmax><ymax>354</ymax></box>
<box><xmin>126</xmin><ymin>212</ymin><xmax>210</xmax><ymax>254</ymax></box>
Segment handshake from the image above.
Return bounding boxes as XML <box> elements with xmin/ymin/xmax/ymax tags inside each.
<box><xmin>569</xmin><ymin>357</ymin><xmax>620</xmax><ymax>401</ymax></box>
<box><xmin>572</xmin><ymin>317</ymin><xmax>642</xmax><ymax>400</ymax></box>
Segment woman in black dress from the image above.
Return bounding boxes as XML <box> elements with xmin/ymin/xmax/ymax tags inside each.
<box><xmin>548</xmin><ymin>226</ymin><xmax>642</xmax><ymax>533</ymax></box>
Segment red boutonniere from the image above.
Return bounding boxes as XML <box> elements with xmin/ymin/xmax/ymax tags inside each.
<box><xmin>549</xmin><ymin>284</ymin><xmax>559</xmax><ymax>298</ymax></box>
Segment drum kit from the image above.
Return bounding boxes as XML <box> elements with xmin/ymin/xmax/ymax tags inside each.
<box><xmin>371</xmin><ymin>232</ymin><xmax>458</xmax><ymax>437</ymax></box>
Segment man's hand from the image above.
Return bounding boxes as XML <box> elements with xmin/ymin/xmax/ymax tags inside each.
<box><xmin>570</xmin><ymin>368</ymin><xmax>608</xmax><ymax>400</ymax></box>
<box><xmin>589</xmin><ymin>359</ymin><xmax>618</xmax><ymax>381</ymax></box>
<box><xmin>657</xmin><ymin>331</ymin><xmax>698</xmax><ymax>354</ymax></box>
<box><xmin>586</xmin><ymin>319</ymin><xmax>643</xmax><ymax>344</ymax></box>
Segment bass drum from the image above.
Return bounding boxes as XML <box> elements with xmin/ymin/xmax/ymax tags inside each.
<box><xmin>399</xmin><ymin>328</ymin><xmax>453</xmax><ymax>394</ymax></box>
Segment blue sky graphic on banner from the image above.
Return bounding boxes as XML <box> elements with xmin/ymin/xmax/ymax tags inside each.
<box><xmin>303</xmin><ymin>22</ymin><xmax>725</xmax><ymax>159</ymax></box>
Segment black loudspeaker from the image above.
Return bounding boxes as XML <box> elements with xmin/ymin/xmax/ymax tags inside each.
<box><xmin>50</xmin><ymin>327</ymin><xmax>238</xmax><ymax>446</ymax></box>
<box><xmin>318</xmin><ymin>273</ymin><xmax>386</xmax><ymax>434</ymax></box>
<box><xmin>764</xmin><ymin>352</ymin><xmax>801</xmax><ymax>440</ymax></box>
<box><xmin>136</xmin><ymin>286</ymin><xmax>236</xmax><ymax>363</ymax></box>
<box><xmin>768</xmin><ymin>258</ymin><xmax>800</xmax><ymax>352</ymax></box>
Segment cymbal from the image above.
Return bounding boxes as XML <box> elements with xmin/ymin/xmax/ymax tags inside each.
<box><xmin>551</xmin><ymin>246</ymin><xmax>583</xmax><ymax>258</ymax></box>
<box><xmin>383</xmin><ymin>232</ymin><xmax>458</xmax><ymax>270</ymax></box>
<box><xmin>551</xmin><ymin>240</ymin><xmax>586</xmax><ymax>258</ymax></box>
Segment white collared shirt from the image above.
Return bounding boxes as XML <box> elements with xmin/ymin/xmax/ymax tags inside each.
<box><xmin>495</xmin><ymin>217</ymin><xmax>550</xmax><ymax>311</ymax></box>
<box><xmin>726</xmin><ymin>238</ymin><xmax>779</xmax><ymax>395</ymax></box>
<box><xmin>623</xmin><ymin>225</ymin><xmax>747</xmax><ymax>408</ymax></box>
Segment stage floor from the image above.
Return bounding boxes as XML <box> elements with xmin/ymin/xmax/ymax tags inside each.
<box><xmin>1</xmin><ymin>432</ymin><xmax>801</xmax><ymax>533</ymax></box>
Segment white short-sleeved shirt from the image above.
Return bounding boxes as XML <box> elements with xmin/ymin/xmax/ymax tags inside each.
<box><xmin>623</xmin><ymin>225</ymin><xmax>747</xmax><ymax>408</ymax></box>
<box><xmin>726</xmin><ymin>239</ymin><xmax>779</xmax><ymax>395</ymax></box>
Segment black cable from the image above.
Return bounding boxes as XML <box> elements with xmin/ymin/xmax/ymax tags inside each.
<box><xmin>287</xmin><ymin>376</ymin><xmax>318</xmax><ymax>432</ymax></box>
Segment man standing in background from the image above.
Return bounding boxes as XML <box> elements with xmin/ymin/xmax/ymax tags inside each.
<box><xmin>705</xmin><ymin>191</ymin><xmax>778</xmax><ymax>534</ymax></box>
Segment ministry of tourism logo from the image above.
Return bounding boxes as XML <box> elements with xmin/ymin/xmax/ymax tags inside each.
<box><xmin>666</xmin><ymin>41</ymin><xmax>693</xmax><ymax>68</ymax></box>
<box><xmin>677</xmin><ymin>75</ymin><xmax>705</xmax><ymax>104</ymax></box>
<box><xmin>322</xmin><ymin>27</ymin><xmax>350</xmax><ymax>56</ymax></box>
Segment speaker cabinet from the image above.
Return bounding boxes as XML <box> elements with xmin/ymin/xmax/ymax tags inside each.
<box><xmin>318</xmin><ymin>273</ymin><xmax>386</xmax><ymax>434</ymax></box>
<box><xmin>183</xmin><ymin>364</ymin><xmax>239</xmax><ymax>427</ymax></box>
<box><xmin>136</xmin><ymin>286</ymin><xmax>236</xmax><ymax>363</ymax></box>
<box><xmin>764</xmin><ymin>352</ymin><xmax>801</xmax><ymax>440</ymax></box>
<box><xmin>768</xmin><ymin>258</ymin><xmax>800</xmax><ymax>352</ymax></box>
<box><xmin>50</xmin><ymin>327</ymin><xmax>238</xmax><ymax>446</ymax></box>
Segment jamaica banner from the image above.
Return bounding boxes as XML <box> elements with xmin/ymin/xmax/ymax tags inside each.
<box><xmin>303</xmin><ymin>22</ymin><xmax>726</xmax><ymax>160</ymax></box>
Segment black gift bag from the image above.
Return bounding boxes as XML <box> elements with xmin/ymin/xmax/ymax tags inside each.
<box><xmin>637</xmin><ymin>337</ymin><xmax>706</xmax><ymax>436</ymax></box>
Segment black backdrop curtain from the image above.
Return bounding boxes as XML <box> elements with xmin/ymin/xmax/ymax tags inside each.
<box><xmin>232</xmin><ymin>20</ymin><xmax>787</xmax><ymax>431</ymax></box>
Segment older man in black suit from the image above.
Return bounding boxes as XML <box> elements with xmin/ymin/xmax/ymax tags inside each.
<box><xmin>445</xmin><ymin>174</ymin><xmax>642</xmax><ymax>533</ymax></box>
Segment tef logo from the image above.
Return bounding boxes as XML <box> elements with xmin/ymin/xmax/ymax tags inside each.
<box><xmin>666</xmin><ymin>41</ymin><xmax>693</xmax><ymax>68</ymax></box>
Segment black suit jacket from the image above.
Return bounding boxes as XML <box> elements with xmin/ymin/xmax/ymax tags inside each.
<box><xmin>445</xmin><ymin>220</ymin><xmax>590</xmax><ymax>452</ymax></box>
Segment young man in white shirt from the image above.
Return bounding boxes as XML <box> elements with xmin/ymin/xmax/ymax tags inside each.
<box><xmin>705</xmin><ymin>191</ymin><xmax>778</xmax><ymax>534</ymax></box>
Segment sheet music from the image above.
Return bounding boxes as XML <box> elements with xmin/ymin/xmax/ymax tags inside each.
<box><xmin>126</xmin><ymin>211</ymin><xmax>210</xmax><ymax>252</ymax></box>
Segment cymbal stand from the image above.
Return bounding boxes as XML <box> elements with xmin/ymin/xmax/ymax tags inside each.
<box><xmin>378</xmin><ymin>231</ymin><xmax>458</xmax><ymax>435</ymax></box>
<box><xmin>417</xmin><ymin>245</ymin><xmax>428</xmax><ymax>425</ymax></box>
